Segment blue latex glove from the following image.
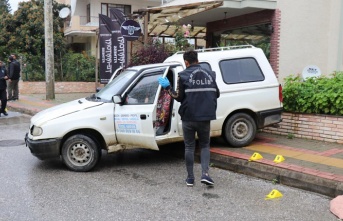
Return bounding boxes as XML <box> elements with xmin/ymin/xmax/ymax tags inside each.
<box><xmin>158</xmin><ymin>77</ymin><xmax>170</xmax><ymax>89</ymax></box>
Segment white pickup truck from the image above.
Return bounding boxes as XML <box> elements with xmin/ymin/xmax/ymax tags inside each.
<box><xmin>25</xmin><ymin>46</ymin><xmax>283</xmax><ymax>172</ymax></box>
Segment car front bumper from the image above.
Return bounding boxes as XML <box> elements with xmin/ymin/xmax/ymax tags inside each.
<box><xmin>25</xmin><ymin>133</ymin><xmax>62</xmax><ymax>160</ymax></box>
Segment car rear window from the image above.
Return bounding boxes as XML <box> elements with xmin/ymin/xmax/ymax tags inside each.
<box><xmin>220</xmin><ymin>58</ymin><xmax>265</xmax><ymax>84</ymax></box>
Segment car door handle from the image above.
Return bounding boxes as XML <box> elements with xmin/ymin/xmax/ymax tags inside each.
<box><xmin>140</xmin><ymin>114</ymin><xmax>147</xmax><ymax>120</ymax></box>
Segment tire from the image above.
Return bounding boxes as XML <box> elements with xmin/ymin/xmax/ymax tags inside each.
<box><xmin>223</xmin><ymin>113</ymin><xmax>257</xmax><ymax>147</ymax></box>
<box><xmin>61</xmin><ymin>134</ymin><xmax>101</xmax><ymax>172</ymax></box>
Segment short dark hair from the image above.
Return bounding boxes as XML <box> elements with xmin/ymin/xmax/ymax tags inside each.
<box><xmin>8</xmin><ymin>56</ymin><xmax>13</xmax><ymax>61</ymax></box>
<box><xmin>183</xmin><ymin>49</ymin><xmax>198</xmax><ymax>65</ymax></box>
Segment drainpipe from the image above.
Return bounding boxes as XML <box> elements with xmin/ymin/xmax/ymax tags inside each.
<box><xmin>144</xmin><ymin>12</ymin><xmax>149</xmax><ymax>45</ymax></box>
<box><xmin>337</xmin><ymin>1</ymin><xmax>343</xmax><ymax>71</ymax></box>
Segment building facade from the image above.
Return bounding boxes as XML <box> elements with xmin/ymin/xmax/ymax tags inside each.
<box><xmin>277</xmin><ymin>0</ymin><xmax>342</xmax><ymax>81</ymax></box>
<box><xmin>60</xmin><ymin>0</ymin><xmax>161</xmax><ymax>59</ymax></box>
<box><xmin>61</xmin><ymin>0</ymin><xmax>343</xmax><ymax>82</ymax></box>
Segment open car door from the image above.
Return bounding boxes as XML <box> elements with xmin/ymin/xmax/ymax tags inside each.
<box><xmin>114</xmin><ymin>67</ymin><xmax>170</xmax><ymax>150</ymax></box>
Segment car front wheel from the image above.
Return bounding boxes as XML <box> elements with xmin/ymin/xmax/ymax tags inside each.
<box><xmin>61</xmin><ymin>134</ymin><xmax>101</xmax><ymax>172</ymax></box>
<box><xmin>223</xmin><ymin>113</ymin><xmax>257</xmax><ymax>147</ymax></box>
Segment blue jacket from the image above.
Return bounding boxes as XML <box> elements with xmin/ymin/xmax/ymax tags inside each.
<box><xmin>167</xmin><ymin>64</ymin><xmax>220</xmax><ymax>121</ymax></box>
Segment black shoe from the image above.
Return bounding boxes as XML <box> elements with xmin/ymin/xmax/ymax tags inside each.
<box><xmin>186</xmin><ymin>177</ymin><xmax>194</xmax><ymax>187</ymax></box>
<box><xmin>201</xmin><ymin>174</ymin><xmax>214</xmax><ymax>186</ymax></box>
<box><xmin>1</xmin><ymin>111</ymin><xmax>8</xmax><ymax>116</ymax></box>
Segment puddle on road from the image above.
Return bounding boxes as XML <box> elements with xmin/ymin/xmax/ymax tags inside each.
<box><xmin>0</xmin><ymin>139</ymin><xmax>26</xmax><ymax>147</ymax></box>
<box><xmin>0</xmin><ymin>112</ymin><xmax>31</xmax><ymax>125</ymax></box>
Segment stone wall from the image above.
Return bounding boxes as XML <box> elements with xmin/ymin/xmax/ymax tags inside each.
<box><xmin>19</xmin><ymin>81</ymin><xmax>103</xmax><ymax>94</ymax></box>
<box><xmin>263</xmin><ymin>112</ymin><xmax>343</xmax><ymax>144</ymax></box>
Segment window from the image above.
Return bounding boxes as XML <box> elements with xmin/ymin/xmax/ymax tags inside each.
<box><xmin>87</xmin><ymin>4</ymin><xmax>90</xmax><ymax>23</ymax></box>
<box><xmin>126</xmin><ymin>73</ymin><xmax>161</xmax><ymax>105</ymax></box>
<box><xmin>220</xmin><ymin>58</ymin><xmax>265</xmax><ymax>84</ymax></box>
<box><xmin>101</xmin><ymin>3</ymin><xmax>131</xmax><ymax>17</ymax></box>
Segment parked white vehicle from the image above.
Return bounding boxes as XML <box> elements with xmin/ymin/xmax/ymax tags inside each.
<box><xmin>25</xmin><ymin>46</ymin><xmax>283</xmax><ymax>172</ymax></box>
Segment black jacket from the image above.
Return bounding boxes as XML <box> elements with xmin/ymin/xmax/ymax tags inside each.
<box><xmin>0</xmin><ymin>66</ymin><xmax>7</xmax><ymax>90</ymax></box>
<box><xmin>8</xmin><ymin>60</ymin><xmax>21</xmax><ymax>80</ymax></box>
<box><xmin>167</xmin><ymin>64</ymin><xmax>220</xmax><ymax>121</ymax></box>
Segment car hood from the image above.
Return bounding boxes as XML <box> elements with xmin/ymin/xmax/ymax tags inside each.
<box><xmin>31</xmin><ymin>98</ymin><xmax>104</xmax><ymax>126</ymax></box>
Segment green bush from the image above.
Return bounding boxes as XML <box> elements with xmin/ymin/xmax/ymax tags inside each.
<box><xmin>61</xmin><ymin>51</ymin><xmax>95</xmax><ymax>82</ymax></box>
<box><xmin>21</xmin><ymin>53</ymin><xmax>45</xmax><ymax>81</ymax></box>
<box><xmin>283</xmin><ymin>72</ymin><xmax>343</xmax><ymax>115</ymax></box>
<box><xmin>21</xmin><ymin>51</ymin><xmax>96</xmax><ymax>82</ymax></box>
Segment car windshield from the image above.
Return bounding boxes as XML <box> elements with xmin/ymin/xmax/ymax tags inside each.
<box><xmin>92</xmin><ymin>69</ymin><xmax>137</xmax><ymax>101</ymax></box>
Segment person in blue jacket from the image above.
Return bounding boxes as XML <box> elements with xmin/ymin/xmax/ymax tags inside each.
<box><xmin>0</xmin><ymin>60</ymin><xmax>8</xmax><ymax>116</ymax></box>
<box><xmin>159</xmin><ymin>49</ymin><xmax>220</xmax><ymax>187</ymax></box>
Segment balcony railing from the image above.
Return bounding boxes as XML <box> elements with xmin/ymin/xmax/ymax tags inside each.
<box><xmin>80</xmin><ymin>16</ymin><xmax>99</xmax><ymax>26</ymax></box>
<box><xmin>162</xmin><ymin>0</ymin><xmax>174</xmax><ymax>4</ymax></box>
<box><xmin>64</xmin><ymin>16</ymin><xmax>99</xmax><ymax>36</ymax></box>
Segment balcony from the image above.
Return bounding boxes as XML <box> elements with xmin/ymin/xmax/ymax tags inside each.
<box><xmin>162</xmin><ymin>0</ymin><xmax>174</xmax><ymax>4</ymax></box>
<box><xmin>64</xmin><ymin>16</ymin><xmax>99</xmax><ymax>36</ymax></box>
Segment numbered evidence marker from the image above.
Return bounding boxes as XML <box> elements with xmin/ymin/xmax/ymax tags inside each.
<box><xmin>249</xmin><ymin>152</ymin><xmax>263</xmax><ymax>161</ymax></box>
<box><xmin>265</xmin><ymin>189</ymin><xmax>283</xmax><ymax>200</ymax></box>
<box><xmin>273</xmin><ymin>155</ymin><xmax>285</xmax><ymax>163</ymax></box>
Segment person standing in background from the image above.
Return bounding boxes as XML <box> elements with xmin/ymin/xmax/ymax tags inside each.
<box><xmin>7</xmin><ymin>54</ymin><xmax>21</xmax><ymax>101</ymax></box>
<box><xmin>0</xmin><ymin>60</ymin><xmax>8</xmax><ymax>116</ymax></box>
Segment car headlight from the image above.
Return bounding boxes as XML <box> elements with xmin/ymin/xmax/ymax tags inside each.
<box><xmin>31</xmin><ymin>125</ymin><xmax>43</xmax><ymax>136</ymax></box>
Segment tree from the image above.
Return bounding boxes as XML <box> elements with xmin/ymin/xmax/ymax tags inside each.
<box><xmin>0</xmin><ymin>0</ymin><xmax>10</xmax><ymax>15</ymax></box>
<box><xmin>3</xmin><ymin>0</ymin><xmax>68</xmax><ymax>56</ymax></box>
<box><xmin>0</xmin><ymin>0</ymin><xmax>69</xmax><ymax>80</ymax></box>
<box><xmin>0</xmin><ymin>0</ymin><xmax>11</xmax><ymax>59</ymax></box>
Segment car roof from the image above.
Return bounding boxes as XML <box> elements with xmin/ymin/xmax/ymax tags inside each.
<box><xmin>164</xmin><ymin>45</ymin><xmax>262</xmax><ymax>63</ymax></box>
<box><xmin>126</xmin><ymin>62</ymin><xmax>182</xmax><ymax>72</ymax></box>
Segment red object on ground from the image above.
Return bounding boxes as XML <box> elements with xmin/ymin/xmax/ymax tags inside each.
<box><xmin>330</xmin><ymin>195</ymin><xmax>343</xmax><ymax>219</ymax></box>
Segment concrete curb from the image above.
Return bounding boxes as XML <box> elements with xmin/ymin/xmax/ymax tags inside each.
<box><xmin>8</xmin><ymin>106</ymin><xmax>37</xmax><ymax>116</ymax></box>
<box><xmin>210</xmin><ymin>153</ymin><xmax>343</xmax><ymax>198</ymax></box>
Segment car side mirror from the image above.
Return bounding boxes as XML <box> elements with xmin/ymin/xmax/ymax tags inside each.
<box><xmin>112</xmin><ymin>95</ymin><xmax>122</xmax><ymax>104</ymax></box>
<box><xmin>96</xmin><ymin>87</ymin><xmax>103</xmax><ymax>93</ymax></box>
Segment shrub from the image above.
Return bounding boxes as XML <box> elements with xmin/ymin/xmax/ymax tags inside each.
<box><xmin>21</xmin><ymin>51</ymin><xmax>96</xmax><ymax>82</ymax></box>
<box><xmin>282</xmin><ymin>72</ymin><xmax>343</xmax><ymax>115</ymax></box>
<box><xmin>129</xmin><ymin>38</ymin><xmax>172</xmax><ymax>67</ymax></box>
<box><xmin>61</xmin><ymin>51</ymin><xmax>95</xmax><ymax>81</ymax></box>
<box><xmin>20</xmin><ymin>53</ymin><xmax>45</xmax><ymax>81</ymax></box>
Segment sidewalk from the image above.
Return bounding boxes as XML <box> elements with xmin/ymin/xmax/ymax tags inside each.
<box><xmin>6</xmin><ymin>94</ymin><xmax>343</xmax><ymax>198</ymax></box>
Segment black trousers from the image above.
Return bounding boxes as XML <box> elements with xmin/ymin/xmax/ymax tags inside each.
<box><xmin>182</xmin><ymin>121</ymin><xmax>211</xmax><ymax>179</ymax></box>
<box><xmin>0</xmin><ymin>89</ymin><xmax>7</xmax><ymax>112</ymax></box>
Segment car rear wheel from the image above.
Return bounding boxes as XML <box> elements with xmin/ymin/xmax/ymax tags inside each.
<box><xmin>223</xmin><ymin>113</ymin><xmax>257</xmax><ymax>147</ymax></box>
<box><xmin>61</xmin><ymin>134</ymin><xmax>101</xmax><ymax>172</ymax></box>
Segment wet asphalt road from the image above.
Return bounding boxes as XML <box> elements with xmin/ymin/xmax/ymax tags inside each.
<box><xmin>0</xmin><ymin>112</ymin><xmax>338</xmax><ymax>221</ymax></box>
